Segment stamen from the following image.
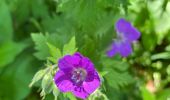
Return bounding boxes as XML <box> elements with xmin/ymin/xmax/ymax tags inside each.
<box><xmin>71</xmin><ymin>68</ymin><xmax>87</xmax><ymax>84</ymax></box>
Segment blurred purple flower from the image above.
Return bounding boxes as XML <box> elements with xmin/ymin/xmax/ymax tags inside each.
<box><xmin>54</xmin><ymin>52</ymin><xmax>100</xmax><ymax>99</ymax></box>
<box><xmin>107</xmin><ymin>18</ymin><xmax>140</xmax><ymax>57</ymax></box>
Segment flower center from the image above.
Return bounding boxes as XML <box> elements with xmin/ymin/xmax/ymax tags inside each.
<box><xmin>71</xmin><ymin>68</ymin><xmax>87</xmax><ymax>85</ymax></box>
<box><xmin>114</xmin><ymin>32</ymin><xmax>127</xmax><ymax>44</ymax></box>
<box><xmin>117</xmin><ymin>32</ymin><xmax>124</xmax><ymax>41</ymax></box>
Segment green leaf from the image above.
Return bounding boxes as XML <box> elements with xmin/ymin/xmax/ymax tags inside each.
<box><xmin>151</xmin><ymin>52</ymin><xmax>170</xmax><ymax>60</ymax></box>
<box><xmin>157</xmin><ymin>88</ymin><xmax>170</xmax><ymax>100</ymax></box>
<box><xmin>47</xmin><ymin>42</ymin><xmax>62</xmax><ymax>63</ymax></box>
<box><xmin>103</xmin><ymin>58</ymin><xmax>134</xmax><ymax>89</ymax></box>
<box><xmin>80</xmin><ymin>36</ymin><xmax>100</xmax><ymax>62</ymax></box>
<box><xmin>31</xmin><ymin>33</ymin><xmax>65</xmax><ymax>60</ymax></box>
<box><xmin>141</xmin><ymin>86</ymin><xmax>156</xmax><ymax>100</ymax></box>
<box><xmin>0</xmin><ymin>0</ymin><xmax>13</xmax><ymax>42</ymax></box>
<box><xmin>31</xmin><ymin>33</ymin><xmax>50</xmax><ymax>60</ymax></box>
<box><xmin>63</xmin><ymin>36</ymin><xmax>77</xmax><ymax>55</ymax></box>
<box><xmin>165</xmin><ymin>45</ymin><xmax>170</xmax><ymax>52</ymax></box>
<box><xmin>64</xmin><ymin>92</ymin><xmax>77</xmax><ymax>100</ymax></box>
<box><xmin>103</xmin><ymin>59</ymin><xmax>129</xmax><ymax>71</ymax></box>
<box><xmin>105</xmin><ymin>70</ymin><xmax>133</xmax><ymax>89</ymax></box>
<box><xmin>0</xmin><ymin>41</ymin><xmax>26</xmax><ymax>68</ymax></box>
<box><xmin>0</xmin><ymin>52</ymin><xmax>38</xmax><ymax>100</ymax></box>
<box><xmin>142</xmin><ymin>33</ymin><xmax>158</xmax><ymax>51</ymax></box>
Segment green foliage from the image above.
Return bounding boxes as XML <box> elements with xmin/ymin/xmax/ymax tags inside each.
<box><xmin>141</xmin><ymin>86</ymin><xmax>155</xmax><ymax>100</ymax></box>
<box><xmin>0</xmin><ymin>41</ymin><xmax>26</xmax><ymax>68</ymax></box>
<box><xmin>63</xmin><ymin>36</ymin><xmax>77</xmax><ymax>55</ymax></box>
<box><xmin>47</xmin><ymin>42</ymin><xmax>62</xmax><ymax>63</ymax></box>
<box><xmin>0</xmin><ymin>0</ymin><xmax>170</xmax><ymax>100</ymax></box>
<box><xmin>157</xmin><ymin>88</ymin><xmax>170</xmax><ymax>100</ymax></box>
<box><xmin>0</xmin><ymin>52</ymin><xmax>38</xmax><ymax>100</ymax></box>
<box><xmin>102</xmin><ymin>58</ymin><xmax>134</xmax><ymax>89</ymax></box>
<box><xmin>29</xmin><ymin>36</ymin><xmax>77</xmax><ymax>99</ymax></box>
<box><xmin>0</xmin><ymin>0</ymin><xmax>13</xmax><ymax>41</ymax></box>
<box><xmin>31</xmin><ymin>33</ymin><xmax>50</xmax><ymax>60</ymax></box>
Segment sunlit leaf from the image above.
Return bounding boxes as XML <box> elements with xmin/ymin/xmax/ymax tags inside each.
<box><xmin>47</xmin><ymin>42</ymin><xmax>62</xmax><ymax>63</ymax></box>
<box><xmin>63</xmin><ymin>36</ymin><xmax>77</xmax><ymax>55</ymax></box>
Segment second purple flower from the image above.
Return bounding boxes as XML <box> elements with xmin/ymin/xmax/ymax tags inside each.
<box><xmin>107</xmin><ymin>18</ymin><xmax>141</xmax><ymax>57</ymax></box>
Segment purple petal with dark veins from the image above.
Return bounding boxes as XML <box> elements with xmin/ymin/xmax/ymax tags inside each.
<box><xmin>54</xmin><ymin>70</ymin><xmax>73</xmax><ymax>92</ymax></box>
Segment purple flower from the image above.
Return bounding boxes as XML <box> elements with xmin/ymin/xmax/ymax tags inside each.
<box><xmin>107</xmin><ymin>18</ymin><xmax>140</xmax><ymax>57</ymax></box>
<box><xmin>54</xmin><ymin>52</ymin><xmax>100</xmax><ymax>99</ymax></box>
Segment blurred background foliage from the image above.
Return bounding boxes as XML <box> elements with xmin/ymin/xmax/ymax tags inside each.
<box><xmin>0</xmin><ymin>0</ymin><xmax>170</xmax><ymax>100</ymax></box>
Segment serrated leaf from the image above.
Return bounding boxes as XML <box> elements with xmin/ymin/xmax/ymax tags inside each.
<box><xmin>103</xmin><ymin>59</ymin><xmax>129</xmax><ymax>72</ymax></box>
<box><xmin>102</xmin><ymin>58</ymin><xmax>133</xmax><ymax>89</ymax></box>
<box><xmin>63</xmin><ymin>36</ymin><xmax>77</xmax><ymax>55</ymax></box>
<box><xmin>47</xmin><ymin>42</ymin><xmax>62</xmax><ymax>63</ymax></box>
<box><xmin>31</xmin><ymin>33</ymin><xmax>50</xmax><ymax>60</ymax></box>
<box><xmin>31</xmin><ymin>33</ymin><xmax>65</xmax><ymax>60</ymax></box>
<box><xmin>105</xmin><ymin>70</ymin><xmax>133</xmax><ymax>89</ymax></box>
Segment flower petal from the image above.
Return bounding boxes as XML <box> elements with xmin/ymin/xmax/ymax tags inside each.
<box><xmin>58</xmin><ymin>55</ymin><xmax>73</xmax><ymax>72</ymax></box>
<box><xmin>70</xmin><ymin>53</ymin><xmax>82</xmax><ymax>65</ymax></box>
<box><xmin>118</xmin><ymin>41</ymin><xmax>132</xmax><ymax>57</ymax></box>
<box><xmin>81</xmin><ymin>57</ymin><xmax>95</xmax><ymax>71</ymax></box>
<box><xmin>107</xmin><ymin>41</ymin><xmax>132</xmax><ymax>57</ymax></box>
<box><xmin>83</xmin><ymin>72</ymin><xmax>100</xmax><ymax>93</ymax></box>
<box><xmin>72</xmin><ymin>86</ymin><xmax>89</xmax><ymax>99</ymax></box>
<box><xmin>106</xmin><ymin>44</ymin><xmax>118</xmax><ymax>57</ymax></box>
<box><xmin>73</xmin><ymin>52</ymin><xmax>83</xmax><ymax>58</ymax></box>
<box><xmin>54</xmin><ymin>70</ymin><xmax>73</xmax><ymax>92</ymax></box>
<box><xmin>115</xmin><ymin>18</ymin><xmax>140</xmax><ymax>42</ymax></box>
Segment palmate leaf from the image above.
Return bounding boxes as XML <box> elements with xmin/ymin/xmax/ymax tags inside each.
<box><xmin>105</xmin><ymin>70</ymin><xmax>134</xmax><ymax>89</ymax></box>
<box><xmin>102</xmin><ymin>58</ymin><xmax>134</xmax><ymax>90</ymax></box>
<box><xmin>31</xmin><ymin>33</ymin><xmax>50</xmax><ymax>60</ymax></box>
<box><xmin>57</xmin><ymin>0</ymin><xmax>128</xmax><ymax>37</ymax></box>
<box><xmin>31</xmin><ymin>33</ymin><xmax>73</xmax><ymax>62</ymax></box>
